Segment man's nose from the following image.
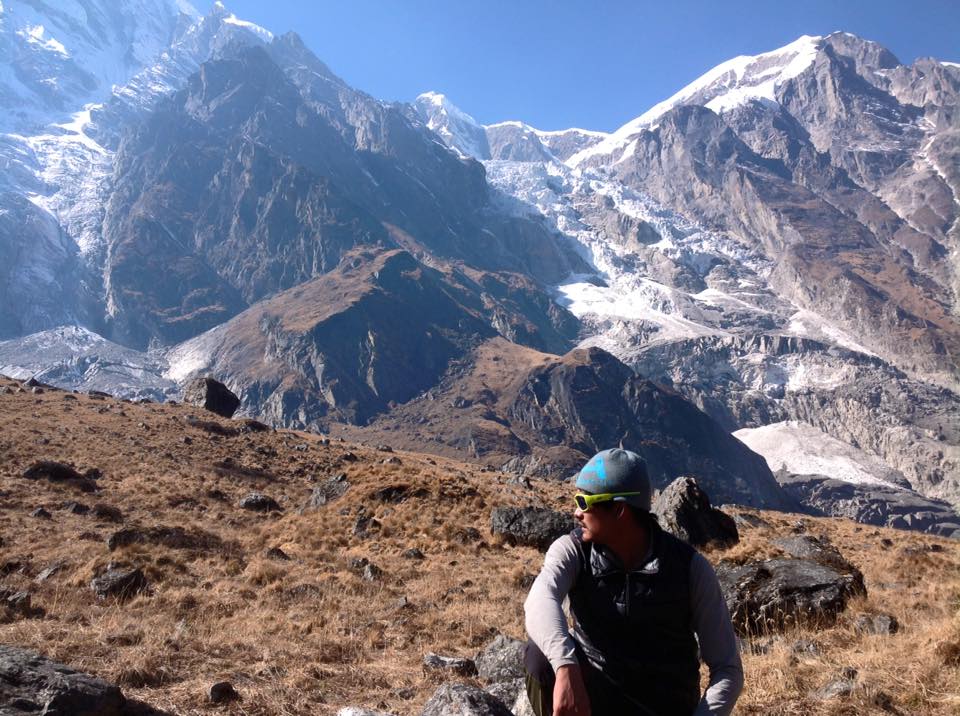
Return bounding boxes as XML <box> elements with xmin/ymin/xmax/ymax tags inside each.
<box><xmin>574</xmin><ymin>507</ymin><xmax>584</xmax><ymax>521</ymax></box>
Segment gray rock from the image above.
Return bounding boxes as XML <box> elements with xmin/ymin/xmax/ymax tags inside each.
<box><xmin>731</xmin><ymin>511</ymin><xmax>769</xmax><ymax>529</ymax></box>
<box><xmin>239</xmin><ymin>492</ymin><xmax>282</xmax><ymax>512</ymax></box>
<box><xmin>422</xmin><ymin>652</ymin><xmax>478</xmax><ymax>677</ymax></box>
<box><xmin>35</xmin><ymin>560</ymin><xmax>67</xmax><ymax>582</ymax></box>
<box><xmin>490</xmin><ymin>506</ymin><xmax>574</xmax><ymax>550</ymax></box>
<box><xmin>475</xmin><ymin>634</ymin><xmax>525</xmax><ymax>683</ymax></box>
<box><xmin>107</xmin><ymin>526</ymin><xmax>223</xmax><ymax>552</ymax></box>
<box><xmin>4</xmin><ymin>590</ymin><xmax>41</xmax><ymax>618</ymax></box>
<box><xmin>302</xmin><ymin>473</ymin><xmax>350</xmax><ymax>510</ymax></box>
<box><xmin>854</xmin><ymin>613</ymin><xmax>899</xmax><ymax>635</ymax></box>
<box><xmin>183</xmin><ymin>376</ymin><xmax>240</xmax><ymax>418</ymax></box>
<box><xmin>420</xmin><ymin>682</ymin><xmax>513</xmax><ymax>716</ymax></box>
<box><xmin>30</xmin><ymin>507</ymin><xmax>52</xmax><ymax>519</ymax></box>
<box><xmin>716</xmin><ymin>557</ymin><xmax>867</xmax><ymax>635</ymax></box>
<box><xmin>775</xmin><ymin>471</ymin><xmax>960</xmax><ymax>538</ymax></box>
<box><xmin>62</xmin><ymin>501</ymin><xmax>90</xmax><ymax>515</ymax></box>
<box><xmin>402</xmin><ymin>548</ymin><xmax>425</xmax><ymax>560</ymax></box>
<box><xmin>484</xmin><ymin>678</ymin><xmax>524</xmax><ymax>708</ymax></box>
<box><xmin>337</xmin><ymin>708</ymin><xmax>397</xmax><ymax>716</ymax></box>
<box><xmin>22</xmin><ymin>460</ymin><xmax>97</xmax><ymax>492</ymax></box>
<box><xmin>772</xmin><ymin>534</ymin><xmax>865</xmax><ymax>584</ymax></box>
<box><xmin>652</xmin><ymin>477</ymin><xmax>739</xmax><ymax>548</ymax></box>
<box><xmin>92</xmin><ymin>503</ymin><xmax>123</xmax><ymax>522</ymax></box>
<box><xmin>0</xmin><ymin>645</ymin><xmax>127</xmax><ymax>715</ymax></box>
<box><xmin>362</xmin><ymin>563</ymin><xmax>384</xmax><ymax>582</ymax></box>
<box><xmin>265</xmin><ymin>547</ymin><xmax>290</xmax><ymax>561</ymax></box>
<box><xmin>91</xmin><ymin>567</ymin><xmax>148</xmax><ymax>601</ymax></box>
<box><xmin>208</xmin><ymin>681</ymin><xmax>241</xmax><ymax>703</ymax></box>
<box><xmin>812</xmin><ymin>674</ymin><xmax>857</xmax><ymax>700</ymax></box>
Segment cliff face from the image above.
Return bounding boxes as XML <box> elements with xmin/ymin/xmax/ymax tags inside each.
<box><xmin>332</xmin><ymin>337</ymin><xmax>792</xmax><ymax>510</ymax></box>
<box><xmin>163</xmin><ymin>249</ymin><xmax>578</xmax><ymax>427</ymax></box>
<box><xmin>635</xmin><ymin>335</ymin><xmax>960</xmax><ymax>508</ymax></box>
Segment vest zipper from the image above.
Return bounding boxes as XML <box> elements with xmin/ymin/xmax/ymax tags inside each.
<box><xmin>625</xmin><ymin>572</ymin><xmax>630</xmax><ymax>615</ymax></box>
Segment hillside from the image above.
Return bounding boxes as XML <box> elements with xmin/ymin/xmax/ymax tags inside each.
<box><xmin>0</xmin><ymin>377</ymin><xmax>958</xmax><ymax>715</ymax></box>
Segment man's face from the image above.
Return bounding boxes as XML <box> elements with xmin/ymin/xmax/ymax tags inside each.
<box><xmin>574</xmin><ymin>498</ymin><xmax>619</xmax><ymax>544</ymax></box>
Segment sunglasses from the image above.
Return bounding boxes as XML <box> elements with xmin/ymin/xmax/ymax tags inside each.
<box><xmin>574</xmin><ymin>492</ymin><xmax>643</xmax><ymax>511</ymax></box>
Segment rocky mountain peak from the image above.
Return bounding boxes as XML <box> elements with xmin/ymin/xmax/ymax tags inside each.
<box><xmin>413</xmin><ymin>91</ymin><xmax>491</xmax><ymax>159</ymax></box>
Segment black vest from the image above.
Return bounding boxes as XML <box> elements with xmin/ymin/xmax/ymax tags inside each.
<box><xmin>568</xmin><ymin>524</ymin><xmax>701</xmax><ymax>716</ymax></box>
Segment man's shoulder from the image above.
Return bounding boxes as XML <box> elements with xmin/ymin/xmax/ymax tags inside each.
<box><xmin>654</xmin><ymin>523</ymin><xmax>698</xmax><ymax>561</ymax></box>
<box><xmin>546</xmin><ymin>531</ymin><xmax>581</xmax><ymax>558</ymax></box>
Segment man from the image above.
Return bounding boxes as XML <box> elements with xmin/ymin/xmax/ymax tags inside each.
<box><xmin>524</xmin><ymin>448</ymin><xmax>743</xmax><ymax>716</ymax></box>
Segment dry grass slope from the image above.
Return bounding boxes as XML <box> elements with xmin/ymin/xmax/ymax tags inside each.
<box><xmin>0</xmin><ymin>377</ymin><xmax>957</xmax><ymax>715</ymax></box>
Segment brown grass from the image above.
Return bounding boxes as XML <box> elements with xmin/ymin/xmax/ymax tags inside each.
<box><xmin>0</xmin><ymin>378</ymin><xmax>958</xmax><ymax>714</ymax></box>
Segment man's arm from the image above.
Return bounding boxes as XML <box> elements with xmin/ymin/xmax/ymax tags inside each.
<box><xmin>524</xmin><ymin>534</ymin><xmax>581</xmax><ymax>670</ymax></box>
<box><xmin>689</xmin><ymin>552</ymin><xmax>744</xmax><ymax>715</ymax></box>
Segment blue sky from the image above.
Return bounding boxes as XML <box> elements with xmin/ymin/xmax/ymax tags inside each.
<box><xmin>202</xmin><ymin>0</ymin><xmax>960</xmax><ymax>133</ymax></box>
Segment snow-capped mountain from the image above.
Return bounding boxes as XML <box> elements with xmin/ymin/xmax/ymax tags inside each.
<box><xmin>0</xmin><ymin>0</ymin><xmax>276</xmax><ymax>339</ymax></box>
<box><xmin>0</xmin><ymin>0</ymin><xmax>197</xmax><ymax>133</ymax></box>
<box><xmin>0</xmin><ymin>6</ymin><xmax>957</xmax><ymax>527</ymax></box>
<box><xmin>567</xmin><ymin>34</ymin><xmax>824</xmax><ymax>167</ymax></box>
<box><xmin>412</xmin><ymin>31</ymin><xmax>960</xmax><ymax>513</ymax></box>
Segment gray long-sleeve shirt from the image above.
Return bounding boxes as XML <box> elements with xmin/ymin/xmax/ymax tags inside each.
<box><xmin>524</xmin><ymin>534</ymin><xmax>744</xmax><ymax>715</ymax></box>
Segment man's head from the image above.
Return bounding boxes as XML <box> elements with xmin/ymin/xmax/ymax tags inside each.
<box><xmin>573</xmin><ymin>448</ymin><xmax>652</xmax><ymax>544</ymax></box>
<box><xmin>574</xmin><ymin>448</ymin><xmax>651</xmax><ymax>510</ymax></box>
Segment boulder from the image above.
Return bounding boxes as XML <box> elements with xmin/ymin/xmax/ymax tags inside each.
<box><xmin>716</xmin><ymin>558</ymin><xmax>866</xmax><ymax>635</ymax></box>
<box><xmin>107</xmin><ymin>526</ymin><xmax>223</xmax><ymax>552</ymax></box>
<box><xmin>92</xmin><ymin>503</ymin><xmax>123</xmax><ymax>522</ymax></box>
<box><xmin>0</xmin><ymin>645</ymin><xmax>126</xmax><ymax>715</ymax></box>
<box><xmin>239</xmin><ymin>493</ymin><xmax>281</xmax><ymax>512</ymax></box>
<box><xmin>490</xmin><ymin>506</ymin><xmax>574</xmax><ymax>550</ymax></box>
<box><xmin>208</xmin><ymin>681</ymin><xmax>241</xmax><ymax>703</ymax></box>
<box><xmin>183</xmin><ymin>376</ymin><xmax>240</xmax><ymax>418</ymax></box>
<box><xmin>422</xmin><ymin>653</ymin><xmax>477</xmax><ymax>677</ymax></box>
<box><xmin>484</xmin><ymin>679</ymin><xmax>525</xmax><ymax>710</ymax></box>
<box><xmin>854</xmin><ymin>613</ymin><xmax>899</xmax><ymax>635</ymax></box>
<box><xmin>475</xmin><ymin>634</ymin><xmax>525</xmax><ymax>683</ymax></box>
<box><xmin>420</xmin><ymin>682</ymin><xmax>513</xmax><ymax>716</ymax></box>
<box><xmin>265</xmin><ymin>547</ymin><xmax>290</xmax><ymax>561</ymax></box>
<box><xmin>302</xmin><ymin>473</ymin><xmax>350</xmax><ymax>510</ymax></box>
<box><xmin>3</xmin><ymin>590</ymin><xmax>42</xmax><ymax>619</ymax></box>
<box><xmin>772</xmin><ymin>534</ymin><xmax>866</xmax><ymax>589</ymax></box>
<box><xmin>91</xmin><ymin>567</ymin><xmax>148</xmax><ymax>601</ymax></box>
<box><xmin>22</xmin><ymin>460</ymin><xmax>97</xmax><ymax>492</ymax></box>
<box><xmin>653</xmin><ymin>477</ymin><xmax>739</xmax><ymax>547</ymax></box>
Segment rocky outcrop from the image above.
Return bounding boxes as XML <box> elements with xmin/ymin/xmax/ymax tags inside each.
<box><xmin>490</xmin><ymin>507</ymin><xmax>574</xmax><ymax>550</ymax></box>
<box><xmin>0</xmin><ymin>645</ymin><xmax>127</xmax><ymax>715</ymax></box>
<box><xmin>636</xmin><ymin>335</ymin><xmax>960</xmax><ymax>509</ymax></box>
<box><xmin>717</xmin><ymin>557</ymin><xmax>866</xmax><ymax>635</ymax></box>
<box><xmin>99</xmin><ymin>43</ymin><xmax>584</xmax><ymax>348</ymax></box>
<box><xmin>91</xmin><ymin>566</ymin><xmax>149</xmax><ymax>601</ymax></box>
<box><xmin>420</xmin><ymin>682</ymin><xmax>514</xmax><ymax>716</ymax></box>
<box><xmin>653</xmin><ymin>477</ymin><xmax>739</xmax><ymax>548</ymax></box>
<box><xmin>166</xmin><ymin>249</ymin><xmax>577</xmax><ymax>428</ymax></box>
<box><xmin>475</xmin><ymin>634</ymin><xmax>526</xmax><ymax>684</ymax></box>
<box><xmin>342</xmin><ymin>338</ymin><xmax>793</xmax><ymax>509</ymax></box>
<box><xmin>776</xmin><ymin>471</ymin><xmax>960</xmax><ymax>538</ymax></box>
<box><xmin>183</xmin><ymin>376</ymin><xmax>240</xmax><ymax>418</ymax></box>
